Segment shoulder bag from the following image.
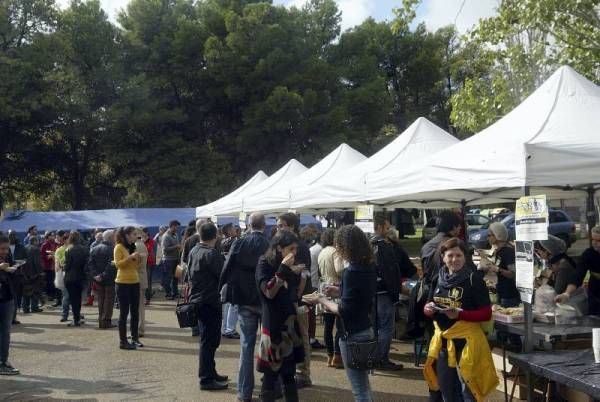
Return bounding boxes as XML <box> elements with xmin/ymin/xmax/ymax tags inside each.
<box><xmin>175</xmin><ymin>268</ymin><xmax>197</xmax><ymax>328</ymax></box>
<box><xmin>339</xmin><ymin>292</ymin><xmax>379</xmax><ymax>370</ymax></box>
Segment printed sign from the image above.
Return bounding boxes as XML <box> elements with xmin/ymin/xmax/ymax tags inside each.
<box><xmin>515</xmin><ymin>240</ymin><xmax>534</xmax><ymax>303</ymax></box>
<box><xmin>238</xmin><ymin>212</ymin><xmax>247</xmax><ymax>229</ymax></box>
<box><xmin>515</xmin><ymin>195</ymin><xmax>548</xmax><ymax>241</ymax></box>
<box><xmin>355</xmin><ymin>204</ymin><xmax>374</xmax><ymax>233</ymax></box>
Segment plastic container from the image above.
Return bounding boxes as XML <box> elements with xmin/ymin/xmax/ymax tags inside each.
<box><xmin>555</xmin><ymin>303</ymin><xmax>578</xmax><ymax>325</ymax></box>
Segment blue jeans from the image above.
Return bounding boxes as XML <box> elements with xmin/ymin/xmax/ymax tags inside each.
<box><xmin>161</xmin><ymin>260</ymin><xmax>179</xmax><ymax>297</ymax></box>
<box><xmin>238</xmin><ymin>306</ymin><xmax>261</xmax><ymax>400</ymax></box>
<box><xmin>221</xmin><ymin>303</ymin><xmax>239</xmax><ymax>334</ymax></box>
<box><xmin>436</xmin><ymin>348</ymin><xmax>476</xmax><ymax>402</ymax></box>
<box><xmin>0</xmin><ymin>299</ymin><xmax>14</xmax><ymax>364</ymax></box>
<box><xmin>339</xmin><ymin>327</ymin><xmax>374</xmax><ymax>402</ymax></box>
<box><xmin>376</xmin><ymin>293</ymin><xmax>395</xmax><ymax>363</ymax></box>
<box><xmin>62</xmin><ymin>288</ymin><xmax>70</xmax><ymax>320</ymax></box>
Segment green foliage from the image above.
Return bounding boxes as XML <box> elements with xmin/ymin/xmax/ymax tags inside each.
<box><xmin>450</xmin><ymin>0</ymin><xmax>600</xmax><ymax>133</ymax></box>
<box><xmin>2</xmin><ymin>0</ymin><xmax>598</xmax><ymax>212</ymax></box>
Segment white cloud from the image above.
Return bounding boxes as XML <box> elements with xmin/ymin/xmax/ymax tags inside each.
<box><xmin>279</xmin><ymin>0</ymin><xmax>376</xmax><ymax>31</ymax></box>
<box><xmin>415</xmin><ymin>0</ymin><xmax>499</xmax><ymax>33</ymax></box>
<box><xmin>56</xmin><ymin>0</ymin><xmax>129</xmax><ymax>21</ymax></box>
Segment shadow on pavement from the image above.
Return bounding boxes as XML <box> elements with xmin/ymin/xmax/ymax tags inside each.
<box><xmin>300</xmin><ymin>383</ymin><xmax>429</xmax><ymax>402</ymax></box>
<box><xmin>11</xmin><ymin>341</ymin><xmax>90</xmax><ymax>353</ymax></box>
<box><xmin>1</xmin><ymin>374</ymin><xmax>141</xmax><ymax>400</ymax></box>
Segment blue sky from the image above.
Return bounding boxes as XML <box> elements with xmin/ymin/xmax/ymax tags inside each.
<box><xmin>58</xmin><ymin>0</ymin><xmax>499</xmax><ymax>33</ymax></box>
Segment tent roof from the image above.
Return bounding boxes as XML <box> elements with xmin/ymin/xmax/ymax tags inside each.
<box><xmin>0</xmin><ymin>208</ymin><xmax>196</xmax><ymax>234</ymax></box>
<box><xmin>242</xmin><ymin>143</ymin><xmax>366</xmax><ymax>213</ymax></box>
<box><xmin>366</xmin><ymin>65</ymin><xmax>600</xmax><ymax>207</ymax></box>
<box><xmin>211</xmin><ymin>159</ymin><xmax>307</xmax><ymax>216</ymax></box>
<box><xmin>196</xmin><ymin>170</ymin><xmax>268</xmax><ymax>218</ymax></box>
<box><xmin>290</xmin><ymin>118</ymin><xmax>459</xmax><ymax>210</ymax></box>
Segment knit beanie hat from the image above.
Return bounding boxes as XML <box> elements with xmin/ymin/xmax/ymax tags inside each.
<box><xmin>539</xmin><ymin>234</ymin><xmax>566</xmax><ymax>256</ymax></box>
<box><xmin>488</xmin><ymin>222</ymin><xmax>508</xmax><ymax>242</ymax></box>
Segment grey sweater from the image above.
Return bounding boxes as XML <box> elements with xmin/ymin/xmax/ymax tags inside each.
<box><xmin>161</xmin><ymin>232</ymin><xmax>180</xmax><ymax>261</ymax></box>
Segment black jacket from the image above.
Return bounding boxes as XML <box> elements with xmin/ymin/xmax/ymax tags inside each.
<box><xmin>88</xmin><ymin>241</ymin><xmax>115</xmax><ymax>285</ymax></box>
<box><xmin>64</xmin><ymin>245</ymin><xmax>89</xmax><ymax>284</ymax></box>
<box><xmin>371</xmin><ymin>234</ymin><xmax>401</xmax><ymax>302</ymax></box>
<box><xmin>219</xmin><ymin>231</ymin><xmax>270</xmax><ymax>307</ymax></box>
<box><xmin>188</xmin><ymin>243</ymin><xmax>223</xmax><ymax>308</ymax></box>
<box><xmin>339</xmin><ymin>263</ymin><xmax>377</xmax><ymax>334</ymax></box>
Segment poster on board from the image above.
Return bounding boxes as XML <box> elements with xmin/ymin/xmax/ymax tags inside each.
<box><xmin>515</xmin><ymin>195</ymin><xmax>548</xmax><ymax>241</ymax></box>
<box><xmin>515</xmin><ymin>240</ymin><xmax>534</xmax><ymax>303</ymax></box>
<box><xmin>355</xmin><ymin>204</ymin><xmax>374</xmax><ymax>233</ymax></box>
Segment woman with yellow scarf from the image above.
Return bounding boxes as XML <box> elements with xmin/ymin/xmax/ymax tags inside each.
<box><xmin>423</xmin><ymin>238</ymin><xmax>498</xmax><ymax>402</ymax></box>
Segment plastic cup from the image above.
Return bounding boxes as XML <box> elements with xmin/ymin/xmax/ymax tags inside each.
<box><xmin>593</xmin><ymin>328</ymin><xmax>600</xmax><ymax>364</ymax></box>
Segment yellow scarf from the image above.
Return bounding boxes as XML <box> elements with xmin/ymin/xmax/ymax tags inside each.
<box><xmin>423</xmin><ymin>320</ymin><xmax>498</xmax><ymax>402</ymax></box>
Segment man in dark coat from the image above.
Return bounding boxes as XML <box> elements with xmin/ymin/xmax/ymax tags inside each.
<box><xmin>219</xmin><ymin>213</ymin><xmax>269</xmax><ymax>402</ymax></box>
<box><xmin>22</xmin><ymin>237</ymin><xmax>44</xmax><ymax>313</ymax></box>
<box><xmin>88</xmin><ymin>230</ymin><xmax>116</xmax><ymax>329</ymax></box>
<box><xmin>63</xmin><ymin>232</ymin><xmax>89</xmax><ymax>327</ymax></box>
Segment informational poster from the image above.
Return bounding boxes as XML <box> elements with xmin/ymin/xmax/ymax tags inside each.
<box><xmin>515</xmin><ymin>240</ymin><xmax>534</xmax><ymax>303</ymax></box>
<box><xmin>355</xmin><ymin>204</ymin><xmax>374</xmax><ymax>233</ymax></box>
<box><xmin>238</xmin><ymin>212</ymin><xmax>247</xmax><ymax>229</ymax></box>
<box><xmin>515</xmin><ymin>195</ymin><xmax>549</xmax><ymax>241</ymax></box>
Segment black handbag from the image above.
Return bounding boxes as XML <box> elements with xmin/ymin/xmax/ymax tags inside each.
<box><xmin>175</xmin><ymin>301</ymin><xmax>197</xmax><ymax>328</ymax></box>
<box><xmin>175</xmin><ymin>268</ymin><xmax>197</xmax><ymax>328</ymax></box>
<box><xmin>340</xmin><ymin>293</ymin><xmax>379</xmax><ymax>370</ymax></box>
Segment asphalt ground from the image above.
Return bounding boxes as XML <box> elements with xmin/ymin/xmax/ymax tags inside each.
<box><xmin>0</xmin><ymin>291</ymin><xmax>506</xmax><ymax>402</ymax></box>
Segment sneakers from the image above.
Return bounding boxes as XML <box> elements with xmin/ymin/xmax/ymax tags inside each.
<box><xmin>222</xmin><ymin>331</ymin><xmax>240</xmax><ymax>339</ymax></box>
<box><xmin>119</xmin><ymin>342</ymin><xmax>136</xmax><ymax>350</ymax></box>
<box><xmin>0</xmin><ymin>363</ymin><xmax>20</xmax><ymax>376</ymax></box>
<box><xmin>131</xmin><ymin>340</ymin><xmax>144</xmax><ymax>348</ymax></box>
<box><xmin>310</xmin><ymin>339</ymin><xmax>326</xmax><ymax>349</ymax></box>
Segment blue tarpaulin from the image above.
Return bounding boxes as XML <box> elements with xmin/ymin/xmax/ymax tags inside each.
<box><xmin>0</xmin><ymin>209</ymin><xmax>321</xmax><ymax>239</ymax></box>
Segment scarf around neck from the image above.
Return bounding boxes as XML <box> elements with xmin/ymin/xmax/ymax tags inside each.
<box><xmin>437</xmin><ymin>265</ymin><xmax>471</xmax><ymax>290</ymax></box>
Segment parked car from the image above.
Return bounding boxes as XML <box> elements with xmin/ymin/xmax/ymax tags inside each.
<box><xmin>468</xmin><ymin>209</ymin><xmax>577</xmax><ymax>249</ymax></box>
<box><xmin>466</xmin><ymin>214</ymin><xmax>491</xmax><ymax>232</ymax></box>
<box><xmin>421</xmin><ymin>213</ymin><xmax>491</xmax><ymax>244</ymax></box>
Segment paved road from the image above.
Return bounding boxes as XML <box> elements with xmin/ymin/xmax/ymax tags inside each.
<box><xmin>1</xmin><ymin>294</ymin><xmax>505</xmax><ymax>401</ymax></box>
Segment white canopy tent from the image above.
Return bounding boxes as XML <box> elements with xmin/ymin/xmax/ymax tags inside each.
<box><xmin>366</xmin><ymin>66</ymin><xmax>600</xmax><ymax>207</ymax></box>
<box><xmin>196</xmin><ymin>171</ymin><xmax>269</xmax><ymax>218</ymax></box>
<box><xmin>290</xmin><ymin>117</ymin><xmax>459</xmax><ymax>211</ymax></box>
<box><xmin>208</xmin><ymin>159</ymin><xmax>308</xmax><ymax>216</ymax></box>
<box><xmin>242</xmin><ymin>144</ymin><xmax>366</xmax><ymax>214</ymax></box>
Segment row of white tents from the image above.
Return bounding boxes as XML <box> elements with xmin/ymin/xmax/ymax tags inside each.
<box><xmin>196</xmin><ymin>66</ymin><xmax>600</xmax><ymax>218</ymax></box>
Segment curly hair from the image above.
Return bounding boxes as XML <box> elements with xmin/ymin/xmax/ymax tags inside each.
<box><xmin>320</xmin><ymin>228</ymin><xmax>336</xmax><ymax>248</ymax></box>
<box><xmin>334</xmin><ymin>225</ymin><xmax>373</xmax><ymax>266</ymax></box>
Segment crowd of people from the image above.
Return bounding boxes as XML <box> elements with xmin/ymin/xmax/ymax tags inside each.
<box><xmin>1</xmin><ymin>211</ymin><xmax>599</xmax><ymax>402</ymax></box>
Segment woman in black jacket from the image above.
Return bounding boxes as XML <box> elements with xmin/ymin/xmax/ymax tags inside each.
<box><xmin>64</xmin><ymin>232</ymin><xmax>89</xmax><ymax>327</ymax></box>
<box><xmin>255</xmin><ymin>230</ymin><xmax>304</xmax><ymax>402</ymax></box>
<box><xmin>306</xmin><ymin>225</ymin><xmax>377</xmax><ymax>402</ymax></box>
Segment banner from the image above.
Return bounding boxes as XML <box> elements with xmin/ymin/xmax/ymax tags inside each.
<box><xmin>515</xmin><ymin>240</ymin><xmax>534</xmax><ymax>303</ymax></box>
<box><xmin>515</xmin><ymin>195</ymin><xmax>548</xmax><ymax>241</ymax></box>
<box><xmin>355</xmin><ymin>204</ymin><xmax>374</xmax><ymax>233</ymax></box>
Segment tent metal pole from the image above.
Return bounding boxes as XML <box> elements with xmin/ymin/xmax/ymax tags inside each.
<box><xmin>587</xmin><ymin>186</ymin><xmax>595</xmax><ymax>247</ymax></box>
<box><xmin>521</xmin><ymin>186</ymin><xmax>534</xmax><ymax>402</ymax></box>
<box><xmin>460</xmin><ymin>200</ymin><xmax>467</xmax><ymax>241</ymax></box>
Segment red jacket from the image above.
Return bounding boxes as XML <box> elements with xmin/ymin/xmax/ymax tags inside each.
<box><xmin>145</xmin><ymin>238</ymin><xmax>156</xmax><ymax>266</ymax></box>
<box><xmin>40</xmin><ymin>240</ymin><xmax>58</xmax><ymax>271</ymax></box>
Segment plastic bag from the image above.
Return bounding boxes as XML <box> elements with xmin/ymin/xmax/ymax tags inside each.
<box><xmin>54</xmin><ymin>270</ymin><xmax>65</xmax><ymax>290</ymax></box>
<box><xmin>534</xmin><ymin>284</ymin><xmax>556</xmax><ymax>314</ymax></box>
